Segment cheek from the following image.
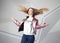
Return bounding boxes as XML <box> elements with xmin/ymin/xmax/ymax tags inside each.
<box><xmin>30</xmin><ymin>11</ymin><xmax>33</xmax><ymax>14</ymax></box>
<box><xmin>28</xmin><ymin>9</ymin><xmax>34</xmax><ymax>14</ymax></box>
<box><xmin>30</xmin><ymin>11</ymin><xmax>32</xmax><ymax>14</ymax></box>
<box><xmin>28</xmin><ymin>11</ymin><xmax>33</xmax><ymax>14</ymax></box>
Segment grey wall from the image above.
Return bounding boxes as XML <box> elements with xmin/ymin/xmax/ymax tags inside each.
<box><xmin>38</xmin><ymin>6</ymin><xmax>60</xmax><ymax>43</ymax></box>
<box><xmin>0</xmin><ymin>0</ymin><xmax>60</xmax><ymax>43</ymax></box>
<box><xmin>40</xmin><ymin>20</ymin><xmax>60</xmax><ymax>43</ymax></box>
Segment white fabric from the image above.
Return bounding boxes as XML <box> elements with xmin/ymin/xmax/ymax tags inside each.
<box><xmin>23</xmin><ymin>16</ymin><xmax>34</xmax><ymax>35</ymax></box>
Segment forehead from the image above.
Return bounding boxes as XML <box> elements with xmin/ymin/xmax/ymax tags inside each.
<box><xmin>29</xmin><ymin>8</ymin><xmax>33</xmax><ymax>11</ymax></box>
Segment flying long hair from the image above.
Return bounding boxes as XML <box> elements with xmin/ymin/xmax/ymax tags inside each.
<box><xmin>18</xmin><ymin>5</ymin><xmax>48</xmax><ymax>16</ymax></box>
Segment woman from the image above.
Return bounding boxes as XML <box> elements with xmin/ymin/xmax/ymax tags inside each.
<box><xmin>11</xmin><ymin>6</ymin><xmax>48</xmax><ymax>43</ymax></box>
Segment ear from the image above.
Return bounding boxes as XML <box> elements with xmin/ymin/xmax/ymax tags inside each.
<box><xmin>18</xmin><ymin>5</ymin><xmax>28</xmax><ymax>14</ymax></box>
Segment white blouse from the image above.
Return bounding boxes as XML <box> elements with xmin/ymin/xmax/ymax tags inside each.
<box><xmin>23</xmin><ymin>16</ymin><xmax>34</xmax><ymax>35</ymax></box>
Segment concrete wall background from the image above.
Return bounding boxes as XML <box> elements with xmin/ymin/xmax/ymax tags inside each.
<box><xmin>0</xmin><ymin>0</ymin><xmax>60</xmax><ymax>43</ymax></box>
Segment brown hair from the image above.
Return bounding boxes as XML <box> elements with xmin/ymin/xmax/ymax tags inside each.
<box><xmin>27</xmin><ymin>7</ymin><xmax>36</xmax><ymax>17</ymax></box>
<box><xmin>19</xmin><ymin>5</ymin><xmax>48</xmax><ymax>16</ymax></box>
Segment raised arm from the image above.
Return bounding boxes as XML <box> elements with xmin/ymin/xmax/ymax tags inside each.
<box><xmin>35</xmin><ymin>20</ymin><xmax>48</xmax><ymax>29</ymax></box>
<box><xmin>11</xmin><ymin>18</ymin><xmax>26</xmax><ymax>27</ymax></box>
<box><xmin>11</xmin><ymin>18</ymin><xmax>21</xmax><ymax>27</ymax></box>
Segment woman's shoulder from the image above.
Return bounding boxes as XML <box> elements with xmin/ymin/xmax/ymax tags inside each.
<box><xmin>33</xmin><ymin>18</ymin><xmax>38</xmax><ymax>22</ymax></box>
<box><xmin>22</xmin><ymin>17</ymin><xmax>26</xmax><ymax>21</ymax></box>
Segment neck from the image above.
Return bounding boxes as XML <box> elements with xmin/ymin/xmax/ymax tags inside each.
<box><xmin>29</xmin><ymin>15</ymin><xmax>32</xmax><ymax>17</ymax></box>
<box><xmin>27</xmin><ymin>14</ymin><xmax>35</xmax><ymax>18</ymax></box>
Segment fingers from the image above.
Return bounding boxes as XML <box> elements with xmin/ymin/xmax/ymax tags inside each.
<box><xmin>44</xmin><ymin>23</ymin><xmax>49</xmax><ymax>26</ymax></box>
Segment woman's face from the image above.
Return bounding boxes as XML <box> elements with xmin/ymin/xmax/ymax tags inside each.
<box><xmin>28</xmin><ymin>8</ymin><xmax>33</xmax><ymax>16</ymax></box>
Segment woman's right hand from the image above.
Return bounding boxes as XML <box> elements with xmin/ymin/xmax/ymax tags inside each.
<box><xmin>11</xmin><ymin>17</ymin><xmax>20</xmax><ymax>27</ymax></box>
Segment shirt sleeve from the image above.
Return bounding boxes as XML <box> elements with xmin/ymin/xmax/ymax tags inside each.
<box><xmin>35</xmin><ymin>19</ymin><xmax>46</xmax><ymax>29</ymax></box>
<box><xmin>12</xmin><ymin>18</ymin><xmax>26</xmax><ymax>27</ymax></box>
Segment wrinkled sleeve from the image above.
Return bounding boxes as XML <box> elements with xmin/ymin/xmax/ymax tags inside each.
<box><xmin>12</xmin><ymin>18</ymin><xmax>26</xmax><ymax>27</ymax></box>
<box><xmin>35</xmin><ymin>20</ymin><xmax>46</xmax><ymax>29</ymax></box>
